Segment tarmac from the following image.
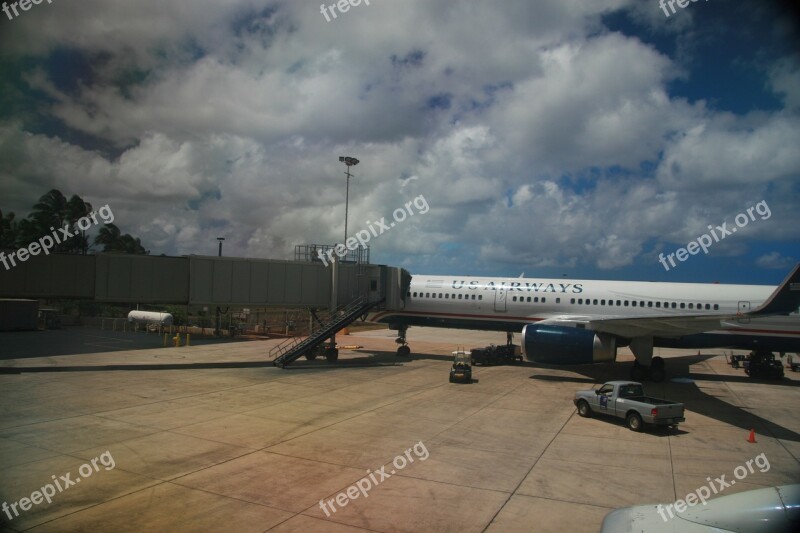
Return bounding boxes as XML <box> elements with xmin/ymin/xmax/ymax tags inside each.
<box><xmin>0</xmin><ymin>326</ymin><xmax>798</xmax><ymax>532</ymax></box>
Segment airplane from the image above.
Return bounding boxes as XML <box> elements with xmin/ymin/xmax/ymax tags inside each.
<box><xmin>368</xmin><ymin>264</ymin><xmax>800</xmax><ymax>382</ymax></box>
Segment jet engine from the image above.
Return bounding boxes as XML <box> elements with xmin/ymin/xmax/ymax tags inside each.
<box><xmin>521</xmin><ymin>324</ymin><xmax>617</xmax><ymax>364</ymax></box>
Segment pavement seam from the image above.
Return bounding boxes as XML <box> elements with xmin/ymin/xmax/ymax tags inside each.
<box><xmin>480</xmin><ymin>402</ymin><xmax>575</xmax><ymax>532</ymax></box>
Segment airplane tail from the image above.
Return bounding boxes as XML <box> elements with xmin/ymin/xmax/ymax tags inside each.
<box><xmin>749</xmin><ymin>263</ymin><xmax>800</xmax><ymax>316</ymax></box>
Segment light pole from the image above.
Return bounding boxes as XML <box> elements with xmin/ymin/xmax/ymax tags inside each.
<box><xmin>216</xmin><ymin>237</ymin><xmax>224</xmax><ymax>336</ymax></box>
<box><xmin>339</xmin><ymin>156</ymin><xmax>359</xmax><ymax>248</ymax></box>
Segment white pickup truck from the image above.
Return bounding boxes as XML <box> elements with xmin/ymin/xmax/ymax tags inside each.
<box><xmin>573</xmin><ymin>381</ymin><xmax>685</xmax><ymax>432</ymax></box>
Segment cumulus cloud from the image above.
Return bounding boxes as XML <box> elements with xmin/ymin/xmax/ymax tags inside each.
<box><xmin>0</xmin><ymin>0</ymin><xmax>797</xmax><ymax>278</ymax></box>
<box><xmin>756</xmin><ymin>251</ymin><xmax>795</xmax><ymax>269</ymax></box>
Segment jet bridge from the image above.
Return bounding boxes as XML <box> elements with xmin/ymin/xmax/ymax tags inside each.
<box><xmin>0</xmin><ymin>251</ymin><xmax>410</xmax><ymax>311</ymax></box>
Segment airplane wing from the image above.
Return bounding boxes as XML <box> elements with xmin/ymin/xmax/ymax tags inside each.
<box><xmin>546</xmin><ymin>263</ymin><xmax>800</xmax><ymax>339</ymax></box>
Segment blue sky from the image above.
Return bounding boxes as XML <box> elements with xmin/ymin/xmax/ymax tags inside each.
<box><xmin>1</xmin><ymin>0</ymin><xmax>798</xmax><ymax>286</ymax></box>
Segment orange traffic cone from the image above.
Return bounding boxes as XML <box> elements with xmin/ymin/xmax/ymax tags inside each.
<box><xmin>747</xmin><ymin>429</ymin><xmax>757</xmax><ymax>443</ymax></box>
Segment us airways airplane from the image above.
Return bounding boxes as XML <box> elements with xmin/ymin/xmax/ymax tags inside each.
<box><xmin>368</xmin><ymin>264</ymin><xmax>800</xmax><ymax>382</ymax></box>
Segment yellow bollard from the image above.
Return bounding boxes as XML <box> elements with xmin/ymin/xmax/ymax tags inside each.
<box><xmin>174</xmin><ymin>333</ymin><xmax>181</xmax><ymax>347</ymax></box>
<box><xmin>163</xmin><ymin>333</ymin><xmax>168</xmax><ymax>347</ymax></box>
<box><xmin>186</xmin><ymin>334</ymin><xmax>191</xmax><ymax>347</ymax></box>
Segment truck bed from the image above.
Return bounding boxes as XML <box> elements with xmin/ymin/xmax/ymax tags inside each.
<box><xmin>623</xmin><ymin>396</ymin><xmax>679</xmax><ymax>406</ymax></box>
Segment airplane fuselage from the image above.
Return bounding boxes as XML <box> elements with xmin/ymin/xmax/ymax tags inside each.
<box><xmin>369</xmin><ymin>275</ymin><xmax>800</xmax><ymax>353</ymax></box>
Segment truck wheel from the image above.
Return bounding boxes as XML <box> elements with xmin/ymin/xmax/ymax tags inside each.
<box><xmin>577</xmin><ymin>400</ymin><xmax>592</xmax><ymax>418</ymax></box>
<box><xmin>651</xmin><ymin>356</ymin><xmax>664</xmax><ymax>369</ymax></box>
<box><xmin>626</xmin><ymin>412</ymin><xmax>644</xmax><ymax>432</ymax></box>
<box><xmin>305</xmin><ymin>352</ymin><xmax>318</xmax><ymax>361</ymax></box>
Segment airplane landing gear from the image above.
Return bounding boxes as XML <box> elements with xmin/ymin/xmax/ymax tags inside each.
<box><xmin>395</xmin><ymin>326</ymin><xmax>411</xmax><ymax>356</ymax></box>
<box><xmin>631</xmin><ymin>357</ymin><xmax>665</xmax><ymax>383</ymax></box>
<box><xmin>629</xmin><ymin>337</ymin><xmax>664</xmax><ymax>382</ymax></box>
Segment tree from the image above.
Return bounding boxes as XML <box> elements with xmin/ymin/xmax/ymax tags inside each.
<box><xmin>94</xmin><ymin>223</ymin><xmax>148</xmax><ymax>254</ymax></box>
<box><xmin>66</xmin><ymin>194</ymin><xmax>93</xmax><ymax>254</ymax></box>
<box><xmin>2</xmin><ymin>189</ymin><xmax>150</xmax><ymax>255</ymax></box>
<box><xmin>21</xmin><ymin>189</ymin><xmax>93</xmax><ymax>253</ymax></box>
<box><xmin>0</xmin><ymin>209</ymin><xmax>16</xmax><ymax>249</ymax></box>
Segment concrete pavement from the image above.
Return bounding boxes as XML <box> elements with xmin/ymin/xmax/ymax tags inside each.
<box><xmin>1</xmin><ymin>326</ymin><xmax>798</xmax><ymax>532</ymax></box>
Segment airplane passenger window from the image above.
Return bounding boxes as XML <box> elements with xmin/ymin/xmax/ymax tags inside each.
<box><xmin>714</xmin><ymin>304</ymin><xmax>719</xmax><ymax>310</ymax></box>
<box><xmin>647</xmin><ymin>302</ymin><xmax>652</xmax><ymax>307</ymax></box>
<box><xmin>556</xmin><ymin>298</ymin><xmax>561</xmax><ymax>303</ymax></box>
<box><xmin>624</xmin><ymin>301</ymin><xmax>629</xmax><ymax>306</ymax></box>
<box><xmin>689</xmin><ymin>303</ymin><xmax>694</xmax><ymax>309</ymax></box>
<box><xmin>680</xmin><ymin>303</ymin><xmax>685</xmax><ymax>309</ymax></box>
<box><xmin>601</xmin><ymin>299</ymin><xmax>605</xmax><ymax>305</ymax></box>
<box><xmin>425</xmin><ymin>293</ymin><xmax>430</xmax><ymax>298</ymax></box>
<box><xmin>541</xmin><ymin>297</ymin><xmax>546</xmax><ymax>303</ymax></box>
<box><xmin>671</xmin><ymin>303</ymin><xmax>676</xmax><ymax>308</ymax></box>
<box><xmin>478</xmin><ymin>295</ymin><xmax>482</xmax><ymax>300</ymax></box>
<box><xmin>578</xmin><ymin>299</ymin><xmax>583</xmax><ymax>304</ymax></box>
<box><xmin>571</xmin><ymin>298</ymin><xmax>576</xmax><ymax>304</ymax></box>
<box><xmin>656</xmin><ymin>302</ymin><xmax>661</xmax><ymax>308</ymax></box>
<box><xmin>705</xmin><ymin>304</ymin><xmax>710</xmax><ymax>310</ymax></box>
<box><xmin>593</xmin><ymin>299</ymin><xmax>598</xmax><ymax>305</ymax></box>
<box><xmin>616</xmin><ymin>300</ymin><xmax>621</xmax><ymax>306</ymax></box>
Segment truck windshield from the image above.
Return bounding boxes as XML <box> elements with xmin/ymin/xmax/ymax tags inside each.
<box><xmin>619</xmin><ymin>385</ymin><xmax>643</xmax><ymax>397</ymax></box>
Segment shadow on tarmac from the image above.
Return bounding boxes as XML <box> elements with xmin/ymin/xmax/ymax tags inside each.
<box><xmin>531</xmin><ymin>353</ymin><xmax>800</xmax><ymax>443</ymax></box>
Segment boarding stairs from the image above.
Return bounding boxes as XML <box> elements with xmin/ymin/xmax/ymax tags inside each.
<box><xmin>270</xmin><ymin>295</ymin><xmax>381</xmax><ymax>367</ymax></box>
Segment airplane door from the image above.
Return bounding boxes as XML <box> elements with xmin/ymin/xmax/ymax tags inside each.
<box><xmin>738</xmin><ymin>301</ymin><xmax>751</xmax><ymax>324</ymax></box>
<box><xmin>494</xmin><ymin>289</ymin><xmax>507</xmax><ymax>312</ymax></box>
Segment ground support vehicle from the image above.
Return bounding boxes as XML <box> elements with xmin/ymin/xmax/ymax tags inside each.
<box><xmin>470</xmin><ymin>344</ymin><xmax>522</xmax><ymax>365</ymax></box>
<box><xmin>450</xmin><ymin>349</ymin><xmax>473</xmax><ymax>383</ymax></box>
<box><xmin>574</xmin><ymin>381</ymin><xmax>685</xmax><ymax>432</ymax></box>
<box><xmin>744</xmin><ymin>351</ymin><xmax>784</xmax><ymax>379</ymax></box>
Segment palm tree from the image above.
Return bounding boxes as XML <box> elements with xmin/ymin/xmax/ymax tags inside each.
<box><xmin>66</xmin><ymin>194</ymin><xmax>93</xmax><ymax>254</ymax></box>
<box><xmin>26</xmin><ymin>189</ymin><xmax>70</xmax><ymax>252</ymax></box>
<box><xmin>95</xmin><ymin>223</ymin><xmax>122</xmax><ymax>251</ymax></box>
<box><xmin>94</xmin><ymin>223</ymin><xmax>148</xmax><ymax>254</ymax></box>
<box><xmin>31</xmin><ymin>189</ymin><xmax>68</xmax><ymax>230</ymax></box>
